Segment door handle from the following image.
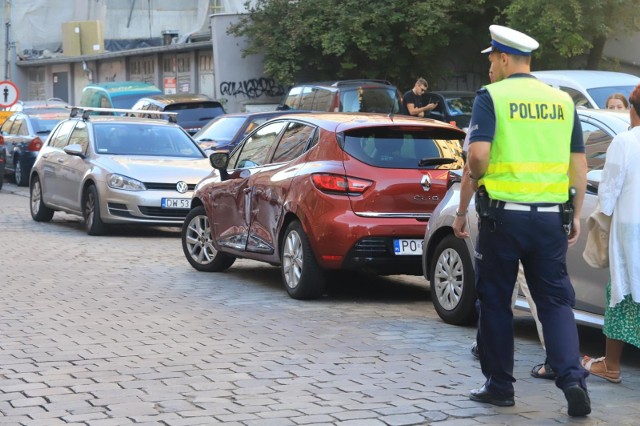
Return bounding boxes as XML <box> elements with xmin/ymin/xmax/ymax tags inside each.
<box><xmin>243</xmin><ymin>188</ymin><xmax>252</xmax><ymax>194</ymax></box>
<box><xmin>57</xmin><ymin>158</ymin><xmax>65</xmax><ymax>163</ymax></box>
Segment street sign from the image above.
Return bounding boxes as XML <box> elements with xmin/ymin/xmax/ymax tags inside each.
<box><xmin>0</xmin><ymin>80</ymin><xmax>20</xmax><ymax>108</ymax></box>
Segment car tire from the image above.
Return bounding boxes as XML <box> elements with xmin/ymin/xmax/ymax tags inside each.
<box><xmin>182</xmin><ymin>205</ymin><xmax>235</xmax><ymax>272</ymax></box>
<box><xmin>83</xmin><ymin>185</ymin><xmax>107</xmax><ymax>236</ymax></box>
<box><xmin>14</xmin><ymin>158</ymin><xmax>29</xmax><ymax>187</ymax></box>
<box><xmin>280</xmin><ymin>220</ymin><xmax>326</xmax><ymax>300</ymax></box>
<box><xmin>30</xmin><ymin>176</ymin><xmax>54</xmax><ymax>222</ymax></box>
<box><xmin>430</xmin><ymin>234</ymin><xmax>477</xmax><ymax>325</ymax></box>
<box><xmin>0</xmin><ymin>170</ymin><xmax>3</xmax><ymax>190</ymax></box>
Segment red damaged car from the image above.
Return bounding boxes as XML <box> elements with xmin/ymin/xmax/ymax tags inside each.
<box><xmin>182</xmin><ymin>112</ymin><xmax>464</xmax><ymax>299</ymax></box>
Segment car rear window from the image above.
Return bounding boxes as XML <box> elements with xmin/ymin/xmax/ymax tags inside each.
<box><xmin>342</xmin><ymin>127</ymin><xmax>464</xmax><ymax>169</ymax></box>
<box><xmin>340</xmin><ymin>87</ymin><xmax>400</xmax><ymax>113</ymax></box>
<box><xmin>165</xmin><ymin>102</ymin><xmax>226</xmax><ymax>123</ymax></box>
<box><xmin>30</xmin><ymin>112</ymin><xmax>69</xmax><ymax>134</ymax></box>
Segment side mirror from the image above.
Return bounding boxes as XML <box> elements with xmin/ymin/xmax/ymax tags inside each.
<box><xmin>209</xmin><ymin>151</ymin><xmax>229</xmax><ymax>170</ymax></box>
<box><xmin>63</xmin><ymin>143</ymin><xmax>85</xmax><ymax>158</ymax></box>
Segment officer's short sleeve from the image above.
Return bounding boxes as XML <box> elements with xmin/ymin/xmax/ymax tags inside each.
<box><xmin>570</xmin><ymin>109</ymin><xmax>585</xmax><ymax>153</ymax></box>
<box><xmin>468</xmin><ymin>88</ymin><xmax>496</xmax><ymax>144</ymax></box>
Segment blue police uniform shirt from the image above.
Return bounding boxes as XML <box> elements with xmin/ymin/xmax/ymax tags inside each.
<box><xmin>468</xmin><ymin>74</ymin><xmax>585</xmax><ymax>153</ymax></box>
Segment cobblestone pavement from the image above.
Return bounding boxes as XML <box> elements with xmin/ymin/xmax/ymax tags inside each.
<box><xmin>1</xmin><ymin>182</ymin><xmax>639</xmax><ymax>425</ymax></box>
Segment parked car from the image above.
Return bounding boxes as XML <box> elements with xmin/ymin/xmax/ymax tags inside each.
<box><xmin>422</xmin><ymin>109</ymin><xmax>630</xmax><ymax>327</ymax></box>
<box><xmin>277</xmin><ymin>80</ymin><xmax>403</xmax><ymax>114</ymax></box>
<box><xmin>1</xmin><ymin>108</ymin><xmax>69</xmax><ymax>186</ymax></box>
<box><xmin>532</xmin><ymin>70</ymin><xmax>640</xmax><ymax>109</ymax></box>
<box><xmin>130</xmin><ymin>93</ymin><xmax>225</xmax><ymax>135</ymax></box>
<box><xmin>423</xmin><ymin>91</ymin><xmax>475</xmax><ymax>129</ymax></box>
<box><xmin>193</xmin><ymin>110</ymin><xmax>309</xmax><ymax>152</ymax></box>
<box><xmin>29</xmin><ymin>107</ymin><xmax>213</xmax><ymax>235</ymax></box>
<box><xmin>182</xmin><ymin>112</ymin><xmax>465</xmax><ymax>299</ymax></box>
<box><xmin>79</xmin><ymin>81</ymin><xmax>162</xmax><ymax>110</ymax></box>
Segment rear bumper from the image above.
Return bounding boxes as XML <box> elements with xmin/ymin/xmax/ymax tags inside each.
<box><xmin>342</xmin><ymin>236</ymin><xmax>423</xmax><ymax>275</ymax></box>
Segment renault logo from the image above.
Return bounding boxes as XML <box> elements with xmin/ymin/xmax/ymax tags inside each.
<box><xmin>421</xmin><ymin>175</ymin><xmax>431</xmax><ymax>191</ymax></box>
<box><xmin>176</xmin><ymin>181</ymin><xmax>188</xmax><ymax>194</ymax></box>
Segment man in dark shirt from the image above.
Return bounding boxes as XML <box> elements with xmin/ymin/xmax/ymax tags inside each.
<box><xmin>403</xmin><ymin>77</ymin><xmax>438</xmax><ymax>117</ymax></box>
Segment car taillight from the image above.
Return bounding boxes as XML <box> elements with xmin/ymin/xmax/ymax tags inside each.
<box><xmin>27</xmin><ymin>137</ymin><xmax>43</xmax><ymax>152</ymax></box>
<box><xmin>447</xmin><ymin>171</ymin><xmax>462</xmax><ymax>189</ymax></box>
<box><xmin>0</xmin><ymin>135</ymin><xmax>4</xmax><ymax>145</ymax></box>
<box><xmin>311</xmin><ymin>173</ymin><xmax>373</xmax><ymax>195</ymax></box>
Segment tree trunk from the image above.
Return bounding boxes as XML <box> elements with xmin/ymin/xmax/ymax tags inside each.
<box><xmin>586</xmin><ymin>36</ymin><xmax>607</xmax><ymax>70</ymax></box>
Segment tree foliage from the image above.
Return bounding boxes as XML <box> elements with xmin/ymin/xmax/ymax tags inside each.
<box><xmin>229</xmin><ymin>0</ymin><xmax>640</xmax><ymax>88</ymax></box>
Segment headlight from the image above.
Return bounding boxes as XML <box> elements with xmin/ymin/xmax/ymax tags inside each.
<box><xmin>107</xmin><ymin>174</ymin><xmax>146</xmax><ymax>191</ymax></box>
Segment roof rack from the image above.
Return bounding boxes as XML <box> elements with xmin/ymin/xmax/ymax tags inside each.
<box><xmin>65</xmin><ymin>106</ymin><xmax>178</xmax><ymax>123</ymax></box>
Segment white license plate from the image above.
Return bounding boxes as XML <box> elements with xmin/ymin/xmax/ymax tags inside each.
<box><xmin>161</xmin><ymin>198</ymin><xmax>190</xmax><ymax>209</ymax></box>
<box><xmin>393</xmin><ymin>239</ymin><xmax>423</xmax><ymax>255</ymax></box>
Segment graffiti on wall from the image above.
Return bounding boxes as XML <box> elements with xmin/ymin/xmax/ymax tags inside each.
<box><xmin>220</xmin><ymin>78</ymin><xmax>285</xmax><ymax>99</ymax></box>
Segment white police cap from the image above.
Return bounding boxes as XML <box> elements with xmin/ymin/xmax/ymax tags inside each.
<box><xmin>481</xmin><ymin>25</ymin><xmax>539</xmax><ymax>56</ymax></box>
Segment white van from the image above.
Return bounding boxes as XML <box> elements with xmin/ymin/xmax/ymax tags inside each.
<box><xmin>532</xmin><ymin>70</ymin><xmax>640</xmax><ymax>109</ymax></box>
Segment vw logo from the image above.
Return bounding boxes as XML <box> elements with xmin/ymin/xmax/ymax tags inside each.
<box><xmin>176</xmin><ymin>181</ymin><xmax>188</xmax><ymax>194</ymax></box>
<box><xmin>421</xmin><ymin>175</ymin><xmax>432</xmax><ymax>191</ymax></box>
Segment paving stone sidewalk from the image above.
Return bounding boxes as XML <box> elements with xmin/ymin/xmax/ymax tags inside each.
<box><xmin>1</xmin><ymin>184</ymin><xmax>638</xmax><ymax>425</ymax></box>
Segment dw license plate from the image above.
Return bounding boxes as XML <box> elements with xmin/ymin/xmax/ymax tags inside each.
<box><xmin>161</xmin><ymin>198</ymin><xmax>190</xmax><ymax>209</ymax></box>
<box><xmin>394</xmin><ymin>239</ymin><xmax>423</xmax><ymax>255</ymax></box>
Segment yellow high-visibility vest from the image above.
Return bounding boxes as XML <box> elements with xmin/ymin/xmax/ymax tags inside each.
<box><xmin>479</xmin><ymin>77</ymin><xmax>575</xmax><ymax>203</ymax></box>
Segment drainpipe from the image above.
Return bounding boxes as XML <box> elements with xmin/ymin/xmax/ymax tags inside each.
<box><xmin>4</xmin><ymin>0</ymin><xmax>11</xmax><ymax>80</ymax></box>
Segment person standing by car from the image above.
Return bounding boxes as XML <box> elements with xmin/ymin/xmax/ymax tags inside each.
<box><xmin>402</xmin><ymin>77</ymin><xmax>438</xmax><ymax>117</ymax></box>
<box><xmin>581</xmin><ymin>84</ymin><xmax>640</xmax><ymax>384</ymax></box>
<box><xmin>451</xmin><ymin>25</ymin><xmax>590</xmax><ymax>417</ymax></box>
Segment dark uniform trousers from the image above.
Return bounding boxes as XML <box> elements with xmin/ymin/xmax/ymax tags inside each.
<box><xmin>474</xmin><ymin>206</ymin><xmax>589</xmax><ymax>397</ymax></box>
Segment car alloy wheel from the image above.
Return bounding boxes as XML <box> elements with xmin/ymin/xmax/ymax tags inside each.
<box><xmin>280</xmin><ymin>220</ymin><xmax>325</xmax><ymax>300</ymax></box>
<box><xmin>14</xmin><ymin>160</ymin><xmax>23</xmax><ymax>186</ymax></box>
<box><xmin>181</xmin><ymin>205</ymin><xmax>235</xmax><ymax>272</ymax></box>
<box><xmin>430</xmin><ymin>235</ymin><xmax>477</xmax><ymax>325</ymax></box>
<box><xmin>30</xmin><ymin>176</ymin><xmax>54</xmax><ymax>222</ymax></box>
<box><xmin>84</xmin><ymin>185</ymin><xmax>107</xmax><ymax>235</ymax></box>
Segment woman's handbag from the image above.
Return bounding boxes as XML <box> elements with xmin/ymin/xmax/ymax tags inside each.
<box><xmin>582</xmin><ymin>202</ymin><xmax>612</xmax><ymax>269</ymax></box>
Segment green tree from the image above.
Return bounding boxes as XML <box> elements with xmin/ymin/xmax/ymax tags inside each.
<box><xmin>228</xmin><ymin>0</ymin><xmax>487</xmax><ymax>88</ymax></box>
<box><xmin>503</xmin><ymin>0</ymin><xmax>640</xmax><ymax>69</ymax></box>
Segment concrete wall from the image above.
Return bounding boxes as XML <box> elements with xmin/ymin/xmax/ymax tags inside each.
<box><xmin>210</xmin><ymin>13</ymin><xmax>285</xmax><ymax>113</ymax></box>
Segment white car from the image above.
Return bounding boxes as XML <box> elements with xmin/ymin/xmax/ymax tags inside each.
<box><xmin>422</xmin><ymin>109</ymin><xmax>630</xmax><ymax>327</ymax></box>
<box><xmin>29</xmin><ymin>108</ymin><xmax>213</xmax><ymax>235</ymax></box>
<box><xmin>532</xmin><ymin>70</ymin><xmax>640</xmax><ymax>109</ymax></box>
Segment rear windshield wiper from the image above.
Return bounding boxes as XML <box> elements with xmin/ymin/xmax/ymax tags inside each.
<box><xmin>418</xmin><ymin>157</ymin><xmax>456</xmax><ymax>167</ymax></box>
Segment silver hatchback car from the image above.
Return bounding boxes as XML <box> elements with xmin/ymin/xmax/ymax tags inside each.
<box><xmin>422</xmin><ymin>109</ymin><xmax>630</xmax><ymax>328</ymax></box>
<box><xmin>29</xmin><ymin>108</ymin><xmax>213</xmax><ymax>235</ymax></box>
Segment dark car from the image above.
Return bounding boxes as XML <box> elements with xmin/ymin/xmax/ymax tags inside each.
<box><xmin>423</xmin><ymin>91</ymin><xmax>475</xmax><ymax>130</ymax></box>
<box><xmin>1</xmin><ymin>109</ymin><xmax>69</xmax><ymax>186</ymax></box>
<box><xmin>182</xmin><ymin>112</ymin><xmax>465</xmax><ymax>300</ymax></box>
<box><xmin>277</xmin><ymin>80</ymin><xmax>403</xmax><ymax>114</ymax></box>
<box><xmin>131</xmin><ymin>93</ymin><xmax>225</xmax><ymax>135</ymax></box>
<box><xmin>193</xmin><ymin>110</ymin><xmax>309</xmax><ymax>152</ymax></box>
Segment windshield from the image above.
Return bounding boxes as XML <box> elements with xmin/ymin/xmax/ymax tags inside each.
<box><xmin>588</xmin><ymin>86</ymin><xmax>636</xmax><ymax>109</ymax></box>
<box><xmin>194</xmin><ymin>116</ymin><xmax>247</xmax><ymax>143</ymax></box>
<box><xmin>30</xmin><ymin>112</ymin><xmax>69</xmax><ymax>133</ymax></box>
<box><xmin>112</xmin><ymin>94</ymin><xmax>158</xmax><ymax>109</ymax></box>
<box><xmin>342</xmin><ymin>127</ymin><xmax>464</xmax><ymax>169</ymax></box>
<box><xmin>340</xmin><ymin>87</ymin><xmax>400</xmax><ymax>113</ymax></box>
<box><xmin>93</xmin><ymin>123</ymin><xmax>204</xmax><ymax>158</ymax></box>
<box><xmin>445</xmin><ymin>96</ymin><xmax>474</xmax><ymax>116</ymax></box>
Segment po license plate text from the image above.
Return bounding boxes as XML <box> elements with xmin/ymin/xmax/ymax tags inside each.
<box><xmin>393</xmin><ymin>239</ymin><xmax>423</xmax><ymax>255</ymax></box>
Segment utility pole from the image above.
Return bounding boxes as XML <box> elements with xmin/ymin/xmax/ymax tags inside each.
<box><xmin>4</xmin><ymin>0</ymin><xmax>11</xmax><ymax>81</ymax></box>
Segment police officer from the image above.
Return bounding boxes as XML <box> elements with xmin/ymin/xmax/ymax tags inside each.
<box><xmin>452</xmin><ymin>25</ymin><xmax>590</xmax><ymax>417</ymax></box>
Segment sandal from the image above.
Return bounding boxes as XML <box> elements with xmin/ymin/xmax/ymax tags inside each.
<box><xmin>582</xmin><ymin>356</ymin><xmax>622</xmax><ymax>383</ymax></box>
<box><xmin>531</xmin><ymin>360</ymin><xmax>557</xmax><ymax>380</ymax></box>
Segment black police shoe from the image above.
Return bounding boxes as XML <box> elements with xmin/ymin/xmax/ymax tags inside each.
<box><xmin>563</xmin><ymin>384</ymin><xmax>591</xmax><ymax>417</ymax></box>
<box><xmin>469</xmin><ymin>385</ymin><xmax>515</xmax><ymax>407</ymax></box>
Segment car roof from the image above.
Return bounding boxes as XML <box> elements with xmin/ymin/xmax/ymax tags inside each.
<box><xmin>213</xmin><ymin>110</ymin><xmax>310</xmax><ymax>119</ymax></box>
<box><xmin>269</xmin><ymin>112</ymin><xmax>467</xmax><ymax>135</ymax></box>
<box><xmin>140</xmin><ymin>93</ymin><xmax>214</xmax><ymax>105</ymax></box>
<box><xmin>577</xmin><ymin>108</ymin><xmax>630</xmax><ymax>131</ymax></box>
<box><xmin>72</xmin><ymin>115</ymin><xmax>180</xmax><ymax>126</ymax></box>
<box><xmin>83</xmin><ymin>81</ymin><xmax>162</xmax><ymax>94</ymax></box>
<box><xmin>532</xmin><ymin>70</ymin><xmax>640</xmax><ymax>89</ymax></box>
<box><xmin>294</xmin><ymin>79</ymin><xmax>395</xmax><ymax>89</ymax></box>
<box><xmin>426</xmin><ymin>91</ymin><xmax>476</xmax><ymax>97</ymax></box>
